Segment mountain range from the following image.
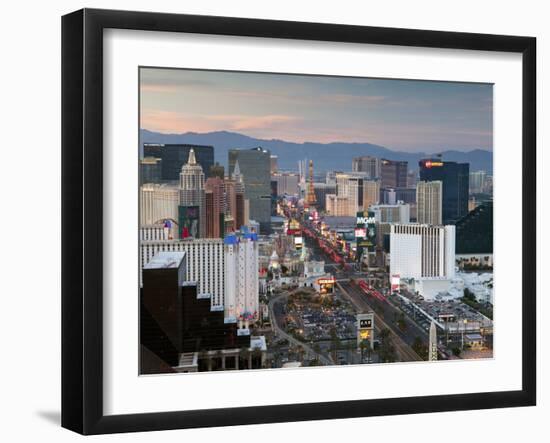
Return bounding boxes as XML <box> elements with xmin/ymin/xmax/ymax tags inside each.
<box><xmin>140</xmin><ymin>129</ymin><xmax>493</xmax><ymax>174</ymax></box>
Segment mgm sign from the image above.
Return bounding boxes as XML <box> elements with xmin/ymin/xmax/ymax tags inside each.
<box><xmin>357</xmin><ymin>313</ymin><xmax>374</xmax><ymax>350</ymax></box>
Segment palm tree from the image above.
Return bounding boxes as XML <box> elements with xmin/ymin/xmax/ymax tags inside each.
<box><xmin>296</xmin><ymin>345</ymin><xmax>305</xmax><ymax>364</ymax></box>
<box><xmin>329</xmin><ymin>326</ymin><xmax>341</xmax><ymax>364</ymax></box>
<box><xmin>378</xmin><ymin>328</ymin><xmax>396</xmax><ymax>363</ymax></box>
<box><xmin>346</xmin><ymin>341</ymin><xmax>355</xmax><ymax>364</ymax></box>
<box><xmin>359</xmin><ymin>339</ymin><xmax>371</xmax><ymax>363</ymax></box>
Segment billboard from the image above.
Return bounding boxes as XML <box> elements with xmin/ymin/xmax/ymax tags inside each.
<box><xmin>178</xmin><ymin>205</ymin><xmax>200</xmax><ymax>238</ymax></box>
<box><xmin>390</xmin><ymin>274</ymin><xmax>400</xmax><ymax>292</ymax></box>
<box><xmin>421</xmin><ymin>159</ymin><xmax>444</xmax><ymax>169</ymax></box>
<box><xmin>356</xmin><ymin>211</ymin><xmax>377</xmax><ymax>261</ymax></box>
<box><xmin>357</xmin><ymin>313</ymin><xmax>374</xmax><ymax>349</ymax></box>
<box><xmin>317</xmin><ymin>276</ymin><xmax>335</xmax><ymax>294</ymax></box>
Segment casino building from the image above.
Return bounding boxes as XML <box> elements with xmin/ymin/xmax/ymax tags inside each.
<box><xmin>390</xmin><ymin>223</ymin><xmax>456</xmax><ymax>299</ymax></box>
<box><xmin>140</xmin><ymin>251</ymin><xmax>266</xmax><ymax>374</ymax></box>
<box><xmin>419</xmin><ymin>159</ymin><xmax>469</xmax><ymax>224</ymax></box>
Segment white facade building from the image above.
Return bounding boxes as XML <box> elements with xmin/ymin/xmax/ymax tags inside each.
<box><xmin>139</xmin><ymin>223</ymin><xmax>170</xmax><ymax>241</ymax></box>
<box><xmin>334</xmin><ymin>173</ymin><xmax>379</xmax><ymax>216</ymax></box>
<box><xmin>141</xmin><ymin>234</ymin><xmax>260</xmax><ymax>316</ymax></box>
<box><xmin>140</xmin><ymin>238</ymin><xmax>225</xmax><ymax>307</ymax></box>
<box><xmin>140</xmin><ymin>183</ymin><xmax>179</xmax><ymax>227</ymax></box>
<box><xmin>325</xmin><ymin>194</ymin><xmax>349</xmax><ymax>216</ymax></box>
<box><xmin>390</xmin><ymin>224</ymin><xmax>455</xmax><ymax>299</ymax></box>
<box><xmin>416</xmin><ymin>180</ymin><xmax>442</xmax><ymax>225</ymax></box>
<box><xmin>272</xmin><ymin>172</ymin><xmax>299</xmax><ymax>196</ymax></box>
<box><xmin>224</xmin><ymin>234</ymin><xmax>260</xmax><ymax>322</ymax></box>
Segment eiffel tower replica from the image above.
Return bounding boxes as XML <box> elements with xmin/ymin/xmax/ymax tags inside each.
<box><xmin>306</xmin><ymin>159</ymin><xmax>317</xmax><ymax>209</ymax></box>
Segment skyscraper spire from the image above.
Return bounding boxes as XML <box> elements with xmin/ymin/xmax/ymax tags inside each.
<box><xmin>232</xmin><ymin>160</ymin><xmax>241</xmax><ymax>179</ymax></box>
<box><xmin>306</xmin><ymin>159</ymin><xmax>317</xmax><ymax>207</ymax></box>
<box><xmin>188</xmin><ymin>148</ymin><xmax>197</xmax><ymax>166</ymax></box>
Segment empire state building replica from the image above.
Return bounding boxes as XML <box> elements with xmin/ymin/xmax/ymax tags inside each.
<box><xmin>178</xmin><ymin>149</ymin><xmax>205</xmax><ymax>238</ymax></box>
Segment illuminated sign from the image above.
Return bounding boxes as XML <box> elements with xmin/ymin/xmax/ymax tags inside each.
<box><xmin>357</xmin><ymin>216</ymin><xmax>376</xmax><ymax>225</ymax></box>
<box><xmin>359</xmin><ymin>330</ymin><xmax>370</xmax><ymax>340</ymax></box>
<box><xmin>357</xmin><ymin>313</ymin><xmax>375</xmax><ymax>348</ymax></box>
<box><xmin>359</xmin><ymin>318</ymin><xmax>373</xmax><ymax>328</ymax></box>
<box><xmin>289</xmin><ymin>219</ymin><xmax>300</xmax><ymax>229</ymax></box>
<box><xmin>424</xmin><ymin>160</ymin><xmax>444</xmax><ymax>168</ymax></box>
<box><xmin>355</xmin><ymin>228</ymin><xmax>367</xmax><ymax>238</ymax></box>
<box><xmin>294</xmin><ymin>236</ymin><xmax>303</xmax><ymax>245</ymax></box>
<box><xmin>317</xmin><ymin>277</ymin><xmax>335</xmax><ymax>285</ymax></box>
<box><xmin>357</xmin><ymin>313</ymin><xmax>374</xmax><ymax>330</ymax></box>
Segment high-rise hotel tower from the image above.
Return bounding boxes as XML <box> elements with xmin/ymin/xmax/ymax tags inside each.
<box><xmin>179</xmin><ymin>149</ymin><xmax>205</xmax><ymax>238</ymax></box>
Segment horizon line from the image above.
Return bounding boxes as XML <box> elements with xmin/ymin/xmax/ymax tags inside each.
<box><xmin>140</xmin><ymin>128</ymin><xmax>493</xmax><ymax>154</ymax></box>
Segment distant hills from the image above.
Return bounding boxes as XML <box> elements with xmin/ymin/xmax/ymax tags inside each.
<box><xmin>140</xmin><ymin>129</ymin><xmax>493</xmax><ymax>173</ymax></box>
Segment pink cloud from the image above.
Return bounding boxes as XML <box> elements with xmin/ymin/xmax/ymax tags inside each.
<box><xmin>141</xmin><ymin>110</ymin><xmax>303</xmax><ymax>136</ymax></box>
<box><xmin>140</xmin><ymin>84</ymin><xmax>179</xmax><ymax>94</ymax></box>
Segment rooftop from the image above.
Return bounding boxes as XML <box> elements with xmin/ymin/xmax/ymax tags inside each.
<box><xmin>143</xmin><ymin>251</ymin><xmax>185</xmax><ymax>270</ymax></box>
<box><xmin>322</xmin><ymin>216</ymin><xmax>357</xmax><ymax>228</ymax></box>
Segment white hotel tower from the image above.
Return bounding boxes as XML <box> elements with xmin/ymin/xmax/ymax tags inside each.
<box><xmin>390</xmin><ymin>224</ymin><xmax>455</xmax><ymax>299</ymax></box>
<box><xmin>224</xmin><ymin>233</ymin><xmax>260</xmax><ymax>324</ymax></box>
<box><xmin>141</xmin><ymin>231</ymin><xmax>260</xmax><ymax>315</ymax></box>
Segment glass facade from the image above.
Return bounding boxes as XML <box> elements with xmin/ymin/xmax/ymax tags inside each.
<box><xmin>139</xmin><ymin>157</ymin><xmax>162</xmax><ymax>185</ymax></box>
<box><xmin>419</xmin><ymin>160</ymin><xmax>469</xmax><ymax>224</ymax></box>
<box><xmin>228</xmin><ymin>147</ymin><xmax>271</xmax><ymax>233</ymax></box>
<box><xmin>144</xmin><ymin>143</ymin><xmax>214</xmax><ymax>181</ymax></box>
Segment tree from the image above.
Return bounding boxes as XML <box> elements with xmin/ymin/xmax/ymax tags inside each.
<box><xmin>296</xmin><ymin>346</ymin><xmax>305</xmax><ymax>363</ymax></box>
<box><xmin>329</xmin><ymin>326</ymin><xmax>341</xmax><ymax>364</ymax></box>
<box><xmin>378</xmin><ymin>328</ymin><xmax>396</xmax><ymax>363</ymax></box>
<box><xmin>313</xmin><ymin>343</ymin><xmax>321</xmax><ymax>355</ymax></box>
<box><xmin>347</xmin><ymin>341</ymin><xmax>356</xmax><ymax>364</ymax></box>
<box><xmin>397</xmin><ymin>312</ymin><xmax>407</xmax><ymax>332</ymax></box>
<box><xmin>412</xmin><ymin>336</ymin><xmax>428</xmax><ymax>360</ymax></box>
<box><xmin>359</xmin><ymin>339</ymin><xmax>371</xmax><ymax>363</ymax></box>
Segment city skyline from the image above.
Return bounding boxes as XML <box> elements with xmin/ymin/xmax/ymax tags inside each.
<box><xmin>139</xmin><ymin>68</ymin><xmax>494</xmax><ymax>375</ymax></box>
<box><xmin>140</xmin><ymin>68</ymin><xmax>493</xmax><ymax>153</ymax></box>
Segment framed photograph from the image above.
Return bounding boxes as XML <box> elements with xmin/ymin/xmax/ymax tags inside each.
<box><xmin>62</xmin><ymin>8</ymin><xmax>536</xmax><ymax>435</ymax></box>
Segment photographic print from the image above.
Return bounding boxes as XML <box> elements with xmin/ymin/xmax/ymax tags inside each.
<box><xmin>138</xmin><ymin>67</ymin><xmax>494</xmax><ymax>375</ymax></box>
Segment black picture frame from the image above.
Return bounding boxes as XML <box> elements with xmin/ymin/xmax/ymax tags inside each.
<box><xmin>62</xmin><ymin>8</ymin><xmax>536</xmax><ymax>435</ymax></box>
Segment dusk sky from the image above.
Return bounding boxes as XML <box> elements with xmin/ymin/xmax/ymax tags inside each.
<box><xmin>140</xmin><ymin>68</ymin><xmax>493</xmax><ymax>153</ymax></box>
